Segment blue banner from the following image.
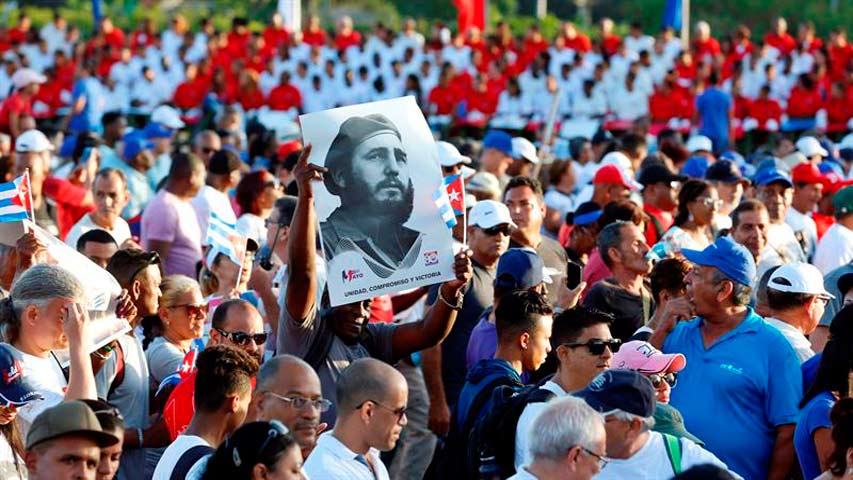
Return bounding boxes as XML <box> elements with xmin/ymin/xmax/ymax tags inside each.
<box><xmin>662</xmin><ymin>0</ymin><xmax>682</xmax><ymax>31</ymax></box>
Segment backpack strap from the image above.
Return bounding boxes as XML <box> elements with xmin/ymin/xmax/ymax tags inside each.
<box><xmin>170</xmin><ymin>444</ymin><xmax>214</xmax><ymax>480</ymax></box>
<box><xmin>662</xmin><ymin>433</ymin><xmax>683</xmax><ymax>475</ymax></box>
<box><xmin>108</xmin><ymin>340</ymin><xmax>126</xmax><ymax>399</ymax></box>
<box><xmin>461</xmin><ymin>374</ymin><xmax>521</xmax><ymax>436</ymax></box>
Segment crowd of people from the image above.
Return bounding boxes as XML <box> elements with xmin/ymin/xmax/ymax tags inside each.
<box><xmin>2</xmin><ymin>8</ymin><xmax>853</xmax><ymax>480</ymax></box>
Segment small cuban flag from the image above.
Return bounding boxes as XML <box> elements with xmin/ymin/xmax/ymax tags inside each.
<box><xmin>433</xmin><ymin>186</ymin><xmax>458</xmax><ymax>229</ymax></box>
<box><xmin>0</xmin><ymin>173</ymin><xmax>33</xmax><ymax>223</ymax></box>
<box><xmin>444</xmin><ymin>174</ymin><xmax>466</xmax><ymax>216</ymax></box>
<box><xmin>206</xmin><ymin>212</ymin><xmax>248</xmax><ymax>266</ymax></box>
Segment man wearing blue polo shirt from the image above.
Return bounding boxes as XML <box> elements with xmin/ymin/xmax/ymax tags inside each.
<box><xmin>650</xmin><ymin>236</ymin><xmax>801</xmax><ymax>480</ymax></box>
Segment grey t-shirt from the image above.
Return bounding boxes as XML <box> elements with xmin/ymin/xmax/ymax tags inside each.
<box><xmin>277</xmin><ymin>303</ymin><xmax>397</xmax><ymax>424</ymax></box>
<box><xmin>146</xmin><ymin>337</ymin><xmax>186</xmax><ymax>385</ymax></box>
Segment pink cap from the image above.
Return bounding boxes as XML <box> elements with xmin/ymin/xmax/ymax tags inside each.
<box><xmin>612</xmin><ymin>340</ymin><xmax>686</xmax><ymax>374</ymax></box>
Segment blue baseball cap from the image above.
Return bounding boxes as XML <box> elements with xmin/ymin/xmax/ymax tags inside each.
<box><xmin>705</xmin><ymin>159</ymin><xmax>747</xmax><ymax>185</ymax></box>
<box><xmin>495</xmin><ymin>248</ymin><xmax>547</xmax><ymax>290</ymax></box>
<box><xmin>574</xmin><ymin>370</ymin><xmax>656</xmax><ymax>418</ymax></box>
<box><xmin>123</xmin><ymin>137</ymin><xmax>155</xmax><ymax>162</ymax></box>
<box><xmin>0</xmin><ymin>343</ymin><xmax>42</xmax><ymax>407</ymax></box>
<box><xmin>681</xmin><ymin>236</ymin><xmax>756</xmax><ymax>287</ymax></box>
<box><xmin>680</xmin><ymin>156</ymin><xmax>709</xmax><ymax>178</ymax></box>
<box><xmin>752</xmin><ymin>167</ymin><xmax>793</xmax><ymax>188</ymax></box>
<box><xmin>143</xmin><ymin>122</ymin><xmax>174</xmax><ymax>139</ymax></box>
<box><xmin>483</xmin><ymin>130</ymin><xmax>513</xmax><ymax>156</ymax></box>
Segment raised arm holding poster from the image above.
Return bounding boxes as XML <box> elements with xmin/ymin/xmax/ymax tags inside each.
<box><xmin>300</xmin><ymin>96</ymin><xmax>456</xmax><ymax>306</ymax></box>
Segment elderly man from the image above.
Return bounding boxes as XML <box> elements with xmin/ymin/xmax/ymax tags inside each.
<box><xmin>510</xmin><ymin>397</ymin><xmax>606</xmax><ymax>480</ymax></box>
<box><xmin>575</xmin><ymin>370</ymin><xmax>734</xmax><ymax>478</ymax></box>
<box><xmin>319</xmin><ymin>114</ymin><xmax>423</xmax><ymax>278</ymax></box>
<box><xmin>754</xmin><ymin>167</ymin><xmax>804</xmax><ymax>279</ymax></box>
<box><xmin>248</xmin><ymin>355</ymin><xmax>327</xmax><ymax>458</ymax></box>
<box><xmin>65</xmin><ymin>168</ymin><xmax>132</xmax><ymax>249</ymax></box>
<box><xmin>651</xmin><ymin>236</ymin><xmax>801</xmax><ymax>480</ymax></box>
<box><xmin>304</xmin><ymin>358</ymin><xmax>408</xmax><ymax>480</ymax></box>
<box><xmin>729</xmin><ymin>199</ymin><xmax>770</xmax><ymax>265</ymax></box>
<box><xmin>584</xmin><ymin>221</ymin><xmax>654</xmax><ymax>341</ymax></box>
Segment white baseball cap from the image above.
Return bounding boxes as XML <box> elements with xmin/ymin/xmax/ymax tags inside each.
<box><xmin>11</xmin><ymin>69</ymin><xmax>46</xmax><ymax>90</ymax></box>
<box><xmin>151</xmin><ymin>105</ymin><xmax>185</xmax><ymax>129</ymax></box>
<box><xmin>768</xmin><ymin>262</ymin><xmax>834</xmax><ymax>298</ymax></box>
<box><xmin>796</xmin><ymin>136</ymin><xmax>828</xmax><ymax>158</ymax></box>
<box><xmin>838</xmin><ymin>133</ymin><xmax>853</xmax><ymax>150</ymax></box>
<box><xmin>685</xmin><ymin>135</ymin><xmax>713</xmax><ymax>154</ymax></box>
<box><xmin>435</xmin><ymin>141</ymin><xmax>471</xmax><ymax>167</ymax></box>
<box><xmin>468</xmin><ymin>200</ymin><xmax>517</xmax><ymax>229</ymax></box>
<box><xmin>511</xmin><ymin>137</ymin><xmax>539</xmax><ymax>164</ymax></box>
<box><xmin>15</xmin><ymin>129</ymin><xmax>53</xmax><ymax>153</ymax></box>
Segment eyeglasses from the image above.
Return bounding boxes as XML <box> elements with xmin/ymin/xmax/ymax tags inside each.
<box><xmin>213</xmin><ymin>327</ymin><xmax>269</xmax><ymax>346</ymax></box>
<box><xmin>169</xmin><ymin>302</ymin><xmax>208</xmax><ymax>317</ymax></box>
<box><xmin>698</xmin><ymin>198</ymin><xmax>724</xmax><ymax>209</ymax></box>
<box><xmin>265</xmin><ymin>392</ymin><xmax>332</xmax><ymax>412</ymax></box>
<box><xmin>358</xmin><ymin>399</ymin><xmax>407</xmax><ymax>423</ymax></box>
<box><xmin>648</xmin><ymin>372</ymin><xmax>678</xmax><ymax>388</ymax></box>
<box><xmin>481</xmin><ymin>224</ymin><xmax>512</xmax><ymax>237</ymax></box>
<box><xmin>563</xmin><ymin>339</ymin><xmax>621</xmax><ymax>355</ymax></box>
<box><xmin>580</xmin><ymin>446</ymin><xmax>609</xmax><ymax>469</ymax></box>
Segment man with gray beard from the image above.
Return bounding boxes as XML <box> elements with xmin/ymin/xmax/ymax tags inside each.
<box><xmin>320</xmin><ymin>113</ymin><xmax>424</xmax><ymax>279</ymax></box>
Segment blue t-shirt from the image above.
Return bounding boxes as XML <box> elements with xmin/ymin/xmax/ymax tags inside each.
<box><xmin>69</xmin><ymin>77</ymin><xmax>105</xmax><ymax>134</ymax></box>
<box><xmin>696</xmin><ymin>87</ymin><xmax>732</xmax><ymax>141</ymax></box>
<box><xmin>795</xmin><ymin>391</ymin><xmax>834</xmax><ymax>480</ymax></box>
<box><xmin>663</xmin><ymin>308</ymin><xmax>802</xmax><ymax>480</ymax></box>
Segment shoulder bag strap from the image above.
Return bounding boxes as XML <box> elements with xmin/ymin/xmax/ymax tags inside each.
<box><xmin>662</xmin><ymin>433</ymin><xmax>683</xmax><ymax>475</ymax></box>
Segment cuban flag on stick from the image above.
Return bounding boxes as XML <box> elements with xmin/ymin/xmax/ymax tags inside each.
<box><xmin>0</xmin><ymin>172</ymin><xmax>34</xmax><ymax>223</ymax></box>
<box><xmin>206</xmin><ymin>212</ymin><xmax>248</xmax><ymax>266</ymax></box>
<box><xmin>432</xmin><ymin>173</ymin><xmax>468</xmax><ymax>242</ymax></box>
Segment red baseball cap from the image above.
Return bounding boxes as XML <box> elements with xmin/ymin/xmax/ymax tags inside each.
<box><xmin>593</xmin><ymin>164</ymin><xmax>638</xmax><ymax>190</ymax></box>
<box><xmin>791</xmin><ymin>162</ymin><xmax>826</xmax><ymax>185</ymax></box>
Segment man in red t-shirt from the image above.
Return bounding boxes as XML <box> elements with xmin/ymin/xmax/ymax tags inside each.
<box><xmin>268</xmin><ymin>72</ymin><xmax>303</xmax><ymax>112</ymax></box>
<box><xmin>764</xmin><ymin>17</ymin><xmax>797</xmax><ymax>56</ymax></box>
<box><xmin>0</xmin><ymin>68</ymin><xmax>44</xmax><ymax>138</ymax></box>
<box><xmin>638</xmin><ymin>164</ymin><xmax>683</xmax><ymax>246</ymax></box>
<box><xmin>263</xmin><ymin>12</ymin><xmax>291</xmax><ymax>50</ymax></box>
<box><xmin>427</xmin><ymin>72</ymin><xmax>458</xmax><ymax>116</ymax></box>
<box><xmin>334</xmin><ymin>16</ymin><xmax>362</xmax><ymax>51</ymax></box>
<box><xmin>302</xmin><ymin>15</ymin><xmax>327</xmax><ymax>47</ymax></box>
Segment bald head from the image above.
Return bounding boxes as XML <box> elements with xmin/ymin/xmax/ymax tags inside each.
<box><xmin>256</xmin><ymin>354</ymin><xmax>319</xmax><ymax>393</ymax></box>
<box><xmin>336</xmin><ymin>358</ymin><xmax>406</xmax><ymax>412</ymax></box>
<box><xmin>210</xmin><ymin>299</ymin><xmax>265</xmax><ymax>363</ymax></box>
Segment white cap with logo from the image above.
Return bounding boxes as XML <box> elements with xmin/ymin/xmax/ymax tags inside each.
<box><xmin>768</xmin><ymin>262</ymin><xmax>834</xmax><ymax>298</ymax></box>
<box><xmin>468</xmin><ymin>200</ymin><xmax>517</xmax><ymax>229</ymax></box>
<box><xmin>15</xmin><ymin>129</ymin><xmax>53</xmax><ymax>153</ymax></box>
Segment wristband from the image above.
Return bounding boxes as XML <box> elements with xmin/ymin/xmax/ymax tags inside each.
<box><xmin>438</xmin><ymin>287</ymin><xmax>464</xmax><ymax>311</ymax></box>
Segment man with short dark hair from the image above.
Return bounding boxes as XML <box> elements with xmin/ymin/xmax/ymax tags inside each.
<box><xmin>515</xmin><ymin>307</ymin><xmax>616</xmax><ymax>468</ymax></box>
<box><xmin>764</xmin><ymin>263</ymin><xmax>833</xmax><ymax>362</ymax></box>
<box><xmin>153</xmin><ymin>345</ymin><xmax>259</xmax><ymax>479</ymax></box>
<box><xmin>754</xmin><ymin>167</ymin><xmax>805</xmax><ymax>279</ymax></box>
<box><xmin>248</xmin><ymin>354</ymin><xmax>326</xmax><ymax>457</ymax></box>
<box><xmin>25</xmin><ymin>401</ymin><xmax>121</xmax><ymax>480</ymax></box>
<box><xmin>729</xmin><ymin>199</ymin><xmax>770</xmax><ymax>264</ymax></box>
<box><xmin>304</xmin><ymin>358</ymin><xmax>408</xmax><ymax>480</ymax></box>
<box><xmin>504</xmin><ymin>176</ymin><xmax>569</xmax><ymax>305</ymax></box>
<box><xmin>651</xmin><ymin>236</ymin><xmax>801</xmax><ymax>480</ymax></box>
<box><xmin>638</xmin><ymin>164</ymin><xmax>683</xmax><ymax>249</ymax></box>
<box><xmin>584</xmin><ymin>221</ymin><xmax>655</xmax><ymax>341</ymax></box>
<box><xmin>76</xmin><ymin>228</ymin><xmax>118</xmax><ymax>268</ymax></box>
<box><xmin>66</xmin><ymin>168</ymin><xmax>131</xmax><ymax>250</ymax></box>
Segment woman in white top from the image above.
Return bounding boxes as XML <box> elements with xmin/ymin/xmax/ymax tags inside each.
<box><xmin>146</xmin><ymin>275</ymin><xmax>206</xmax><ymax>385</ymax></box>
<box><xmin>236</xmin><ymin>171</ymin><xmax>284</xmax><ymax>248</ymax></box>
<box><xmin>656</xmin><ymin>179</ymin><xmax>720</xmax><ymax>256</ymax></box>
<box><xmin>0</xmin><ymin>264</ymin><xmax>97</xmax><ymax>436</ymax></box>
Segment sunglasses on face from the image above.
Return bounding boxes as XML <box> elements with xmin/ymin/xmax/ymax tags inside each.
<box><xmin>358</xmin><ymin>399</ymin><xmax>407</xmax><ymax>423</ymax></box>
<box><xmin>563</xmin><ymin>339</ymin><xmax>622</xmax><ymax>355</ymax></box>
<box><xmin>213</xmin><ymin>327</ymin><xmax>269</xmax><ymax>346</ymax></box>
<box><xmin>264</xmin><ymin>179</ymin><xmax>283</xmax><ymax>190</ymax></box>
<box><xmin>648</xmin><ymin>372</ymin><xmax>678</xmax><ymax>388</ymax></box>
<box><xmin>481</xmin><ymin>224</ymin><xmax>512</xmax><ymax>237</ymax></box>
<box><xmin>170</xmin><ymin>302</ymin><xmax>208</xmax><ymax>317</ymax></box>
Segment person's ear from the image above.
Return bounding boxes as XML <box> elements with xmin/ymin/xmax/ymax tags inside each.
<box><xmin>24</xmin><ymin>449</ymin><xmax>38</xmax><ymax>475</ymax></box>
<box><xmin>23</xmin><ymin>304</ymin><xmax>39</xmax><ymax>327</ymax></box>
<box><xmin>608</xmin><ymin>246</ymin><xmax>622</xmax><ymax>265</ymax></box>
<box><xmin>226</xmin><ymin>394</ymin><xmax>240</xmax><ymax>413</ymax></box>
<box><xmin>716</xmin><ymin>280</ymin><xmax>734</xmax><ymax>303</ymax></box>
<box><xmin>131</xmin><ymin>278</ymin><xmax>143</xmax><ymax>301</ymax></box>
<box><xmin>208</xmin><ymin>327</ymin><xmax>221</xmax><ymax>345</ymax></box>
<box><xmin>331</xmin><ymin>168</ymin><xmax>347</xmax><ymax>190</ymax></box>
<box><xmin>566</xmin><ymin>445</ymin><xmax>582</xmax><ymax>467</ymax></box>
<box><xmin>556</xmin><ymin>344</ymin><xmax>571</xmax><ymax>365</ymax></box>
<box><xmin>519</xmin><ymin>331</ymin><xmax>531</xmax><ymax>350</ymax></box>
<box><xmin>659</xmin><ymin>290</ymin><xmax>672</xmax><ymax>305</ymax></box>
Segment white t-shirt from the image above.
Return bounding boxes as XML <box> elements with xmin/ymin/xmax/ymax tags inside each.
<box><xmin>152</xmin><ymin>434</ymin><xmax>210</xmax><ymax>480</ymax></box>
<box><xmin>814</xmin><ymin>223</ymin><xmax>853</xmax><ymax>275</ymax></box>
<box><xmin>785</xmin><ymin>208</ymin><xmax>817</xmax><ymax>260</ymax></box>
<box><xmin>0</xmin><ymin>432</ymin><xmax>25</xmax><ymax>480</ymax></box>
<box><xmin>765</xmin><ymin>318</ymin><xmax>815</xmax><ymax>363</ymax></box>
<box><xmin>10</xmin><ymin>346</ymin><xmax>67</xmax><ymax>438</ymax></box>
<box><xmin>65</xmin><ymin>213</ymin><xmax>132</xmax><ymax>250</ymax></box>
<box><xmin>593</xmin><ymin>431</ymin><xmax>738</xmax><ymax>480</ymax></box>
<box><xmin>514</xmin><ymin>380</ymin><xmax>567</xmax><ymax>469</ymax></box>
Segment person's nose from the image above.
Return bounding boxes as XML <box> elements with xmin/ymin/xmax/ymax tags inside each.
<box><xmin>383</xmin><ymin>157</ymin><xmax>400</xmax><ymax>177</ymax></box>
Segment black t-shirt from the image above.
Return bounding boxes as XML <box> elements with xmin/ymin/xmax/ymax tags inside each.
<box><xmin>428</xmin><ymin>259</ymin><xmax>495</xmax><ymax>407</ymax></box>
<box><xmin>510</xmin><ymin>236</ymin><xmax>569</xmax><ymax>305</ymax></box>
<box><xmin>583</xmin><ymin>278</ymin><xmax>655</xmax><ymax>342</ymax></box>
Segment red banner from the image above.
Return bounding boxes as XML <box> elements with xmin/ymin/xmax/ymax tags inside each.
<box><xmin>453</xmin><ymin>0</ymin><xmax>486</xmax><ymax>34</ymax></box>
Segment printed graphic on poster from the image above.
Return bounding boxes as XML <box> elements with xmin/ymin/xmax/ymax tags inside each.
<box><xmin>300</xmin><ymin>96</ymin><xmax>456</xmax><ymax>306</ymax></box>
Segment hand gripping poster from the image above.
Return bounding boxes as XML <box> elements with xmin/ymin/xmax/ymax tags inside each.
<box><xmin>300</xmin><ymin>96</ymin><xmax>456</xmax><ymax>306</ymax></box>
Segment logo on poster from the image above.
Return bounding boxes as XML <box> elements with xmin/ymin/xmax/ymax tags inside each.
<box><xmin>424</xmin><ymin>250</ymin><xmax>439</xmax><ymax>266</ymax></box>
<box><xmin>342</xmin><ymin>269</ymin><xmax>364</xmax><ymax>283</ymax></box>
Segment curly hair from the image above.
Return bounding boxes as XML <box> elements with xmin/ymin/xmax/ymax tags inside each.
<box><xmin>194</xmin><ymin>344</ymin><xmax>259</xmax><ymax>412</ymax></box>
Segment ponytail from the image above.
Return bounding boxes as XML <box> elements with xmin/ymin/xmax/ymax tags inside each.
<box><xmin>0</xmin><ymin>296</ymin><xmax>20</xmax><ymax>343</ymax></box>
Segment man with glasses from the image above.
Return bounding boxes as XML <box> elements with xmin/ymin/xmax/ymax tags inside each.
<box><xmin>763</xmin><ymin>263</ymin><xmax>833</xmax><ymax>362</ymax></box>
<box><xmin>515</xmin><ymin>306</ymin><xmax>617</xmax><ymax>469</ymax></box>
<box><xmin>191</xmin><ymin>130</ymin><xmax>221</xmax><ymax>166</ymax></box>
<box><xmin>209</xmin><ymin>299</ymin><xmax>266</xmax><ymax>364</ymax></box>
<box><xmin>575</xmin><ymin>370</ymin><xmax>734</xmax><ymax>479</ymax></box>
<box><xmin>650</xmin><ymin>236</ymin><xmax>801</xmax><ymax>480</ymax></box>
<box><xmin>248</xmin><ymin>355</ymin><xmax>327</xmax><ymax>458</ymax></box>
<box><xmin>422</xmin><ymin>200</ymin><xmax>514</xmax><ymax>437</ymax></box>
<box><xmin>304</xmin><ymin>358</ymin><xmax>408</xmax><ymax>480</ymax></box>
<box><xmin>584</xmin><ymin>221</ymin><xmax>655</xmax><ymax>342</ymax></box>
<box><xmin>510</xmin><ymin>397</ymin><xmax>607</xmax><ymax>480</ymax></box>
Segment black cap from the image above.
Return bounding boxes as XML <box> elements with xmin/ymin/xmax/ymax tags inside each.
<box><xmin>638</xmin><ymin>164</ymin><xmax>685</xmax><ymax>187</ymax></box>
<box><xmin>574</xmin><ymin>370</ymin><xmax>656</xmax><ymax>417</ymax></box>
<box><xmin>838</xmin><ymin>272</ymin><xmax>853</xmax><ymax>297</ymax></box>
<box><xmin>705</xmin><ymin>160</ymin><xmax>747</xmax><ymax>184</ymax></box>
<box><xmin>208</xmin><ymin>149</ymin><xmax>243</xmax><ymax>175</ymax></box>
<box><xmin>566</xmin><ymin>201</ymin><xmax>603</xmax><ymax>226</ymax></box>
